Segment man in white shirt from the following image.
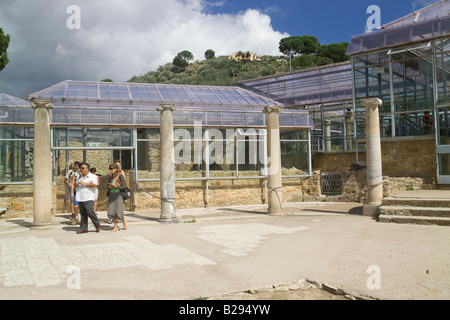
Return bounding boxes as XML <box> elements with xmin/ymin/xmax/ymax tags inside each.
<box><xmin>75</xmin><ymin>162</ymin><xmax>101</xmax><ymax>234</ymax></box>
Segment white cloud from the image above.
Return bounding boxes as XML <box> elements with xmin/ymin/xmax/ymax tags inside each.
<box><xmin>0</xmin><ymin>0</ymin><xmax>289</xmax><ymax>97</ymax></box>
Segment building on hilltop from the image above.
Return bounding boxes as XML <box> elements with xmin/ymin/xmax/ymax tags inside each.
<box><xmin>229</xmin><ymin>51</ymin><xmax>261</xmax><ymax>62</ymax></box>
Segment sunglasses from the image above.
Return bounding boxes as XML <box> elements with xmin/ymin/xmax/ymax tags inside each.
<box><xmin>80</xmin><ymin>167</ymin><xmax>87</xmax><ymax>170</ymax></box>
<box><xmin>109</xmin><ymin>168</ymin><xmax>115</xmax><ymax>170</ymax></box>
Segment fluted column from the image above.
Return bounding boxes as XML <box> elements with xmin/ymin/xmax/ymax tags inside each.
<box><xmin>345</xmin><ymin>111</ymin><xmax>353</xmax><ymax>151</ymax></box>
<box><xmin>362</xmin><ymin>98</ymin><xmax>383</xmax><ymax>216</ymax></box>
<box><xmin>157</xmin><ymin>103</ymin><xmax>178</xmax><ymax>223</ymax></box>
<box><xmin>324</xmin><ymin>119</ymin><xmax>331</xmax><ymax>152</ymax></box>
<box><xmin>31</xmin><ymin>99</ymin><xmax>53</xmax><ymax>228</ymax></box>
<box><xmin>263</xmin><ymin>105</ymin><xmax>283</xmax><ymax>215</ymax></box>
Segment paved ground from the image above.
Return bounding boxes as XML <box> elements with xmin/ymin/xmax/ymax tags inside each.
<box><xmin>0</xmin><ymin>201</ymin><xmax>449</xmax><ymax>300</ymax></box>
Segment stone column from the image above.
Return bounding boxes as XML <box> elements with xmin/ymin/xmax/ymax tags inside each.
<box><xmin>362</xmin><ymin>98</ymin><xmax>383</xmax><ymax>216</ymax></box>
<box><xmin>31</xmin><ymin>100</ymin><xmax>53</xmax><ymax>229</ymax></box>
<box><xmin>157</xmin><ymin>103</ymin><xmax>178</xmax><ymax>223</ymax></box>
<box><xmin>263</xmin><ymin>105</ymin><xmax>283</xmax><ymax>215</ymax></box>
<box><xmin>324</xmin><ymin>119</ymin><xmax>331</xmax><ymax>151</ymax></box>
<box><xmin>345</xmin><ymin>111</ymin><xmax>353</xmax><ymax>151</ymax></box>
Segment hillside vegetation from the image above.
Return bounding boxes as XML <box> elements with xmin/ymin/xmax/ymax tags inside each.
<box><xmin>128</xmin><ymin>55</ymin><xmax>290</xmax><ymax>86</ymax></box>
<box><xmin>127</xmin><ymin>36</ymin><xmax>349</xmax><ymax>86</ymax></box>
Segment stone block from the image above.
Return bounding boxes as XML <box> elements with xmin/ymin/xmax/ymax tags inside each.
<box><xmin>10</xmin><ymin>202</ymin><xmax>25</xmax><ymax>211</ymax></box>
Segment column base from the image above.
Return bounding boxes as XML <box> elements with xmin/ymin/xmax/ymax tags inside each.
<box><xmin>363</xmin><ymin>204</ymin><xmax>381</xmax><ymax>217</ymax></box>
<box><xmin>31</xmin><ymin>222</ymin><xmax>53</xmax><ymax>230</ymax></box>
<box><xmin>268</xmin><ymin>208</ymin><xmax>284</xmax><ymax>216</ymax></box>
<box><xmin>158</xmin><ymin>217</ymin><xmax>180</xmax><ymax>224</ymax></box>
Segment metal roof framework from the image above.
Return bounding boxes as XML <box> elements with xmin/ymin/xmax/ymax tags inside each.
<box><xmin>347</xmin><ymin>0</ymin><xmax>450</xmax><ymax>56</ymax></box>
<box><xmin>237</xmin><ymin>61</ymin><xmax>354</xmax><ymax>108</ymax></box>
<box><xmin>0</xmin><ymin>81</ymin><xmax>314</xmax><ymax>129</ymax></box>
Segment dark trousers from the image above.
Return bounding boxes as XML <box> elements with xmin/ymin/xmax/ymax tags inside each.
<box><xmin>79</xmin><ymin>200</ymin><xmax>100</xmax><ymax>231</ymax></box>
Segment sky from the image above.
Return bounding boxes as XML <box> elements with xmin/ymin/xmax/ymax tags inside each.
<box><xmin>0</xmin><ymin>0</ymin><xmax>437</xmax><ymax>98</ymax></box>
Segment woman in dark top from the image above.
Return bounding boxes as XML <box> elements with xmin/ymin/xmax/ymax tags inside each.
<box><xmin>107</xmin><ymin>164</ymin><xmax>128</xmax><ymax>232</ymax></box>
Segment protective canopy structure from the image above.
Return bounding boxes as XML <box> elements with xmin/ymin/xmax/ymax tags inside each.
<box><xmin>237</xmin><ymin>62</ymin><xmax>353</xmax><ymax>108</ymax></box>
<box><xmin>16</xmin><ymin>80</ymin><xmax>315</xmax><ymax>129</ymax></box>
<box><xmin>347</xmin><ymin>0</ymin><xmax>450</xmax><ymax>56</ymax></box>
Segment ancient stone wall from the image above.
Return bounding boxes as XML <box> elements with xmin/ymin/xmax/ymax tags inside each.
<box><xmin>313</xmin><ymin>137</ymin><xmax>436</xmax><ymax>179</ymax></box>
<box><xmin>0</xmin><ymin>137</ymin><xmax>443</xmax><ymax>217</ymax></box>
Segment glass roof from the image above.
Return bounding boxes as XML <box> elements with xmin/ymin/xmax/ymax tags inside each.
<box><xmin>347</xmin><ymin>0</ymin><xmax>450</xmax><ymax>56</ymax></box>
<box><xmin>0</xmin><ymin>83</ymin><xmax>314</xmax><ymax>129</ymax></box>
<box><xmin>237</xmin><ymin>61</ymin><xmax>353</xmax><ymax>107</ymax></box>
<box><xmin>28</xmin><ymin>80</ymin><xmax>283</xmax><ymax>111</ymax></box>
<box><xmin>0</xmin><ymin>94</ymin><xmax>31</xmax><ymax>107</ymax></box>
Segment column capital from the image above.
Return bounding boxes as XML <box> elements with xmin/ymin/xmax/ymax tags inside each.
<box><xmin>31</xmin><ymin>99</ymin><xmax>53</xmax><ymax>110</ymax></box>
<box><xmin>361</xmin><ymin>98</ymin><xmax>382</xmax><ymax>109</ymax></box>
<box><xmin>157</xmin><ymin>103</ymin><xmax>176</xmax><ymax>112</ymax></box>
<box><xmin>263</xmin><ymin>105</ymin><xmax>283</xmax><ymax>114</ymax></box>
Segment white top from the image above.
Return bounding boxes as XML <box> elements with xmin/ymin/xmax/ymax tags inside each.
<box><xmin>75</xmin><ymin>172</ymin><xmax>98</xmax><ymax>202</ymax></box>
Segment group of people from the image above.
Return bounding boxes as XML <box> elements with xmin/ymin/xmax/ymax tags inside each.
<box><xmin>64</xmin><ymin>159</ymin><xmax>128</xmax><ymax>233</ymax></box>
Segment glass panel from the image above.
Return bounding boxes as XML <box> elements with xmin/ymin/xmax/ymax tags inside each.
<box><xmin>174</xmin><ymin>111</ymin><xmax>196</xmax><ymax>126</ymax></box>
<box><xmin>110</xmin><ymin>128</ymin><xmax>132</xmax><ymax>147</ymax></box>
<box><xmin>281</xmin><ymin>141</ymin><xmax>309</xmax><ymax>174</ymax></box>
<box><xmin>281</xmin><ymin>130</ymin><xmax>308</xmax><ymax>140</ymax></box>
<box><xmin>294</xmin><ymin>113</ymin><xmax>313</xmax><ymax>128</ymax></box>
<box><xmin>411</xmin><ymin>24</ymin><xmax>434</xmax><ymax>43</ymax></box>
<box><xmin>236</xmin><ymin>134</ymin><xmax>264</xmax><ymax>174</ymax></box>
<box><xmin>246</xmin><ymin>113</ymin><xmax>264</xmax><ymax>127</ymax></box>
<box><xmin>16</xmin><ymin>108</ymin><xmax>35</xmax><ymax>123</ymax></box>
<box><xmin>137</xmin><ymin>128</ymin><xmax>160</xmax><ymax>140</ymax></box>
<box><xmin>395</xmin><ymin>111</ymin><xmax>434</xmax><ymax>137</ymax></box>
<box><xmin>279</xmin><ymin>114</ymin><xmax>295</xmax><ymax>127</ymax></box>
<box><xmin>137</xmin><ymin>128</ymin><xmax>160</xmax><ymax>180</ymax></box>
<box><xmin>0</xmin><ymin>140</ymin><xmax>34</xmax><ymax>182</ymax></box>
<box><xmin>222</xmin><ymin>113</ymin><xmax>247</xmax><ymax>126</ymax></box>
<box><xmin>435</xmin><ymin>42</ymin><xmax>450</xmax><ymax>105</ymax></box>
<box><xmin>361</xmin><ymin>34</ymin><xmax>386</xmax><ymax>53</ymax></box>
<box><xmin>0</xmin><ymin>126</ymin><xmax>34</xmax><ymax>139</ymax></box>
<box><xmin>67</xmin><ymin>128</ymin><xmax>84</xmax><ymax>146</ymax></box>
<box><xmin>111</xmin><ymin>110</ymin><xmax>135</xmax><ymax>125</ymax></box>
<box><xmin>52</xmin><ymin>109</ymin><xmax>80</xmax><ymax>124</ymax></box>
<box><xmin>391</xmin><ymin>51</ymin><xmax>433</xmax><ymax>112</ymax></box>
<box><xmin>81</xmin><ymin>110</ymin><xmax>111</xmax><ymax>125</ymax></box>
<box><xmin>386</xmin><ymin>29</ymin><xmax>411</xmax><ymax>46</ymax></box>
<box><xmin>193</xmin><ymin>112</ymin><xmax>207</xmax><ymax>125</ymax></box>
<box><xmin>439</xmin><ymin>154</ymin><xmax>450</xmax><ymax>176</ymax></box>
<box><xmin>137</xmin><ymin>140</ymin><xmax>160</xmax><ymax>179</ymax></box>
<box><xmin>437</xmin><ymin>107</ymin><xmax>450</xmax><ymax>145</ymax></box>
<box><xmin>380</xmin><ymin>114</ymin><xmax>393</xmax><ymax>138</ymax></box>
<box><xmin>85</xmin><ymin>128</ymin><xmax>112</xmax><ymax>147</ymax></box>
<box><xmin>138</xmin><ymin>111</ymin><xmax>160</xmax><ymax>125</ymax></box>
<box><xmin>0</xmin><ymin>107</ymin><xmax>34</xmax><ymax>124</ymax></box>
<box><xmin>0</xmin><ymin>107</ymin><xmax>14</xmax><ymax>123</ymax></box>
<box><xmin>205</xmin><ymin>112</ymin><xmax>222</xmax><ymax>126</ymax></box>
<box><xmin>205</xmin><ymin>129</ymin><xmax>237</xmax><ymax>174</ymax></box>
<box><xmin>53</xmin><ymin>128</ymin><xmax>133</xmax><ymax>148</ymax></box>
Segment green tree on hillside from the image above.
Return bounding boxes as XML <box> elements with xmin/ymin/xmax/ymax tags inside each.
<box><xmin>0</xmin><ymin>28</ymin><xmax>10</xmax><ymax>72</ymax></box>
<box><xmin>279</xmin><ymin>36</ymin><xmax>320</xmax><ymax>55</ymax></box>
<box><xmin>173</xmin><ymin>50</ymin><xmax>194</xmax><ymax>72</ymax></box>
<box><xmin>205</xmin><ymin>49</ymin><xmax>215</xmax><ymax>59</ymax></box>
<box><xmin>316</xmin><ymin>43</ymin><xmax>349</xmax><ymax>63</ymax></box>
<box><xmin>178</xmin><ymin>50</ymin><xmax>194</xmax><ymax>62</ymax></box>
